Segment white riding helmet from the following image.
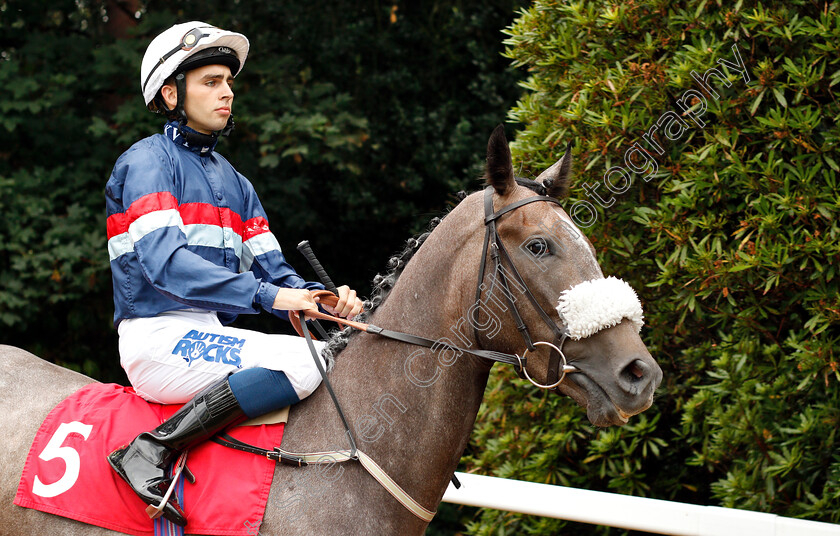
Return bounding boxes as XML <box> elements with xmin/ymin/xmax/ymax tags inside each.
<box><xmin>140</xmin><ymin>21</ymin><xmax>249</xmax><ymax>107</ymax></box>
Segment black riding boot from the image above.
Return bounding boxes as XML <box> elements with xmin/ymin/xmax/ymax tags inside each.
<box><xmin>107</xmin><ymin>376</ymin><xmax>245</xmax><ymax>527</ymax></box>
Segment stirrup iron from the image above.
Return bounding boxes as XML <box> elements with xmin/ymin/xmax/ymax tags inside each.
<box><xmin>144</xmin><ymin>450</ymin><xmax>193</xmax><ymax>519</ymax></box>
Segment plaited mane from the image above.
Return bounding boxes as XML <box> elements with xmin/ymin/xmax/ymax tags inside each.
<box><xmin>322</xmin><ymin>216</ymin><xmax>443</xmax><ymax>369</ymax></box>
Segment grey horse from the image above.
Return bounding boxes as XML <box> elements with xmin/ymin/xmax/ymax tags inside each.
<box><xmin>0</xmin><ymin>127</ymin><xmax>661</xmax><ymax>535</ymax></box>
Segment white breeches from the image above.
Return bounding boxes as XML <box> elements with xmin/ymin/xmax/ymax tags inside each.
<box><xmin>117</xmin><ymin>309</ymin><xmax>326</xmax><ymax>404</ymax></box>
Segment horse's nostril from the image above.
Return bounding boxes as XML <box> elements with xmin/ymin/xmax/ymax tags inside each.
<box><xmin>614</xmin><ymin>357</ymin><xmax>660</xmax><ymax>410</ymax></box>
<box><xmin>622</xmin><ymin>359</ymin><xmax>648</xmax><ymax>383</ymax></box>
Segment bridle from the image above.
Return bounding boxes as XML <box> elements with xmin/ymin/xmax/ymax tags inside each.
<box><xmin>475</xmin><ymin>182</ymin><xmax>578</xmax><ymax>388</ymax></box>
<box><xmin>286</xmin><ymin>181</ymin><xmax>580</xmax><ymax>389</ymax></box>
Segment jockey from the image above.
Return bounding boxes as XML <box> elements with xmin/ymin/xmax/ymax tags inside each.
<box><xmin>105</xmin><ymin>21</ymin><xmax>363</xmax><ymax>527</ymax></box>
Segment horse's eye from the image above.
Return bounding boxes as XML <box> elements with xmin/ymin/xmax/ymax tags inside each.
<box><xmin>527</xmin><ymin>238</ymin><xmax>550</xmax><ymax>258</ymax></box>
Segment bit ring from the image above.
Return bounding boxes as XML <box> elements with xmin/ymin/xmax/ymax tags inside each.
<box><xmin>516</xmin><ymin>341</ymin><xmax>573</xmax><ymax>389</ymax></box>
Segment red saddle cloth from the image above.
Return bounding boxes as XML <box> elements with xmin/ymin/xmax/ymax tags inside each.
<box><xmin>14</xmin><ymin>383</ymin><xmax>283</xmax><ymax>536</ymax></box>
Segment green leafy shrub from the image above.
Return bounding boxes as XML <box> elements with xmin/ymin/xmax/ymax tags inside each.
<box><xmin>464</xmin><ymin>0</ymin><xmax>840</xmax><ymax>533</ymax></box>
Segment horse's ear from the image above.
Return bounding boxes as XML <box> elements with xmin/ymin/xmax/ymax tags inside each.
<box><xmin>537</xmin><ymin>141</ymin><xmax>574</xmax><ymax>199</ymax></box>
<box><xmin>484</xmin><ymin>124</ymin><xmax>515</xmax><ymax>195</ymax></box>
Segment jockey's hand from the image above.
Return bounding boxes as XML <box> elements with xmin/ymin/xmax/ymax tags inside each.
<box><xmin>272</xmin><ymin>288</ymin><xmax>320</xmax><ymax>314</ymax></box>
<box><xmin>324</xmin><ymin>285</ymin><xmax>364</xmax><ymax>320</ymax></box>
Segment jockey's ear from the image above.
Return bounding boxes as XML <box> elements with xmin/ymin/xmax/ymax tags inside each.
<box><xmin>484</xmin><ymin>124</ymin><xmax>516</xmax><ymax>196</ymax></box>
<box><xmin>537</xmin><ymin>141</ymin><xmax>573</xmax><ymax>199</ymax></box>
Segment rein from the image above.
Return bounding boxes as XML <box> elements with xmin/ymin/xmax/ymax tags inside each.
<box><xmin>214</xmin><ymin>186</ymin><xmax>581</xmax><ymax>522</ymax></box>
<box><xmin>289</xmin><ymin>293</ymin><xmax>525</xmax><ymax>369</ymax></box>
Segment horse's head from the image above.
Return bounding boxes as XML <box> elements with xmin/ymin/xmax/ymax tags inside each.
<box><xmin>476</xmin><ymin>125</ymin><xmax>662</xmax><ymax>427</ymax></box>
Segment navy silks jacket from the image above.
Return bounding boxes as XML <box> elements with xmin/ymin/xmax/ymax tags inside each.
<box><xmin>106</xmin><ymin>121</ymin><xmax>322</xmax><ymax>327</ymax></box>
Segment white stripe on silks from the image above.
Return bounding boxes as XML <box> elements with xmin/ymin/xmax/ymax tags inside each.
<box><xmin>182</xmin><ymin>223</ymin><xmax>223</xmax><ymax>248</ymax></box>
<box><xmin>240</xmin><ymin>232</ymin><xmax>282</xmax><ymax>272</ymax></box>
<box><xmin>556</xmin><ymin>276</ymin><xmax>644</xmax><ymax>340</ymax></box>
<box><xmin>183</xmin><ymin>223</ymin><xmax>243</xmax><ymax>259</ymax></box>
<box><xmin>245</xmin><ymin>232</ymin><xmax>282</xmax><ymax>257</ymax></box>
<box><xmin>128</xmin><ymin>209</ymin><xmax>184</xmax><ymax>244</ymax></box>
<box><xmin>108</xmin><ymin>233</ymin><xmax>132</xmax><ymax>261</ymax></box>
<box><xmin>110</xmin><ymin>219</ymin><xmax>246</xmax><ymax>263</ymax></box>
<box><xmin>239</xmin><ymin>247</ymin><xmax>255</xmax><ymax>273</ymax></box>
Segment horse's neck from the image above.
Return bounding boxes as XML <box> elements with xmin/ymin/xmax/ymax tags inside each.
<box><xmin>282</xmin><ymin>214</ymin><xmax>491</xmax><ymax>508</ymax></box>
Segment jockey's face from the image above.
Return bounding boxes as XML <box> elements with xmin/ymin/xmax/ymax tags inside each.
<box><xmin>161</xmin><ymin>64</ymin><xmax>234</xmax><ymax>134</ymax></box>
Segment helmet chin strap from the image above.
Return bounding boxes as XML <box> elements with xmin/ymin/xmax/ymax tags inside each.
<box><xmin>169</xmin><ymin>73</ymin><xmax>234</xmax><ymax>149</ymax></box>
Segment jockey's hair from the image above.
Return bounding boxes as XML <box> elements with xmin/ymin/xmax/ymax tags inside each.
<box><xmin>322</xmin><ymin>215</ymin><xmax>444</xmax><ymax>369</ymax></box>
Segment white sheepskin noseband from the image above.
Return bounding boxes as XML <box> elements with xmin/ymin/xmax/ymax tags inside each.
<box><xmin>556</xmin><ymin>276</ymin><xmax>644</xmax><ymax>340</ymax></box>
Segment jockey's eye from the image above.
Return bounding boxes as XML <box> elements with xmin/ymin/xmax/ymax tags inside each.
<box><xmin>526</xmin><ymin>238</ymin><xmax>550</xmax><ymax>258</ymax></box>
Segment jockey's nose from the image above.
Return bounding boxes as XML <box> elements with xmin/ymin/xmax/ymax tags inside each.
<box><xmin>220</xmin><ymin>80</ymin><xmax>234</xmax><ymax>100</ymax></box>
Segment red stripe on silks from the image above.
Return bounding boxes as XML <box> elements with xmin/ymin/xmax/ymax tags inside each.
<box><xmin>106</xmin><ymin>192</ymin><xmax>180</xmax><ymax>239</ymax></box>
<box><xmin>178</xmin><ymin>203</ymin><xmax>246</xmax><ymax>239</ymax></box>
<box><xmin>127</xmin><ymin>192</ymin><xmax>179</xmax><ymax>223</ymax></box>
<box><xmin>178</xmin><ymin>203</ymin><xmax>220</xmax><ymax>227</ymax></box>
<box><xmin>222</xmin><ymin>208</ymin><xmax>245</xmax><ymax>238</ymax></box>
<box><xmin>243</xmin><ymin>216</ymin><xmax>271</xmax><ymax>241</ymax></box>
<box><xmin>106</xmin><ymin>194</ymin><xmax>264</xmax><ymax>242</ymax></box>
<box><xmin>106</xmin><ymin>212</ymin><xmax>129</xmax><ymax>240</ymax></box>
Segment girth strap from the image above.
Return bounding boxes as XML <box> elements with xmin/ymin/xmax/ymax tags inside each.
<box><xmin>213</xmin><ymin>434</ymin><xmax>436</xmax><ymax>522</ymax></box>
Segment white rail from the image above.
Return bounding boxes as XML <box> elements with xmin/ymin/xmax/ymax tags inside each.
<box><xmin>442</xmin><ymin>472</ymin><xmax>840</xmax><ymax>536</ymax></box>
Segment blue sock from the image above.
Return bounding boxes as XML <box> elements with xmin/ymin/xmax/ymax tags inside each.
<box><xmin>228</xmin><ymin>367</ymin><xmax>301</xmax><ymax>419</ymax></box>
